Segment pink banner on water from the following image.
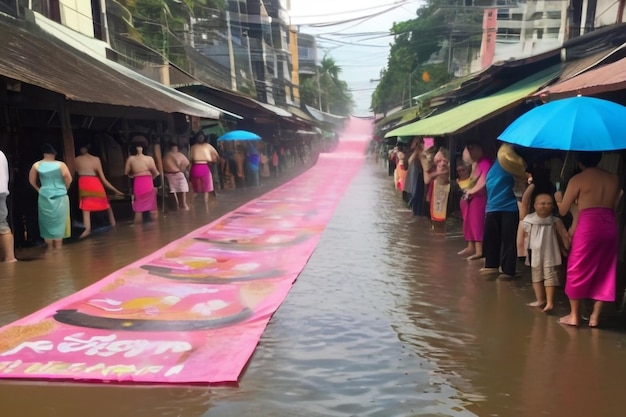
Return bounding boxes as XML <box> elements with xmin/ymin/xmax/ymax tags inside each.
<box><xmin>0</xmin><ymin>118</ymin><xmax>372</xmax><ymax>384</ymax></box>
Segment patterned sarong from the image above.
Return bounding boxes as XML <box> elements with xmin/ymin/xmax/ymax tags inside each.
<box><xmin>78</xmin><ymin>175</ymin><xmax>109</xmax><ymax>212</ymax></box>
<box><xmin>430</xmin><ymin>180</ymin><xmax>450</xmax><ymax>222</ymax></box>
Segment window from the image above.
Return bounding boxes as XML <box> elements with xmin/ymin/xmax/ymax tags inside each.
<box><xmin>546</xmin><ymin>27</ymin><xmax>560</xmax><ymax>38</ymax></box>
<box><xmin>496</xmin><ymin>27</ymin><xmax>521</xmax><ymax>41</ymax></box>
<box><xmin>1</xmin><ymin>0</ymin><xmax>18</xmax><ymax>17</ymax></box>
<box><xmin>547</xmin><ymin>11</ymin><xmax>562</xmax><ymax>19</ymax></box>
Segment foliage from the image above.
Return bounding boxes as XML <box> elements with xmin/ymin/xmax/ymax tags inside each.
<box><xmin>110</xmin><ymin>0</ymin><xmax>226</xmax><ymax>63</ymax></box>
<box><xmin>299</xmin><ymin>56</ymin><xmax>353</xmax><ymax>117</ymax></box>
<box><xmin>370</xmin><ymin>0</ymin><xmax>482</xmax><ymax>115</ymax></box>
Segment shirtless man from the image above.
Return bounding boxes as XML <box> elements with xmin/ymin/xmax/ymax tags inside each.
<box><xmin>189</xmin><ymin>132</ymin><xmax>219</xmax><ymax>212</ymax></box>
<box><xmin>555</xmin><ymin>152</ymin><xmax>623</xmax><ymax>328</ymax></box>
<box><xmin>124</xmin><ymin>137</ymin><xmax>159</xmax><ymax>223</ymax></box>
<box><xmin>163</xmin><ymin>142</ymin><xmax>190</xmax><ymax>210</ymax></box>
<box><xmin>75</xmin><ymin>144</ymin><xmax>123</xmax><ymax>238</ymax></box>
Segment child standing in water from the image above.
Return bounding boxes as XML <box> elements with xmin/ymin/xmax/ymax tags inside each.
<box><xmin>522</xmin><ymin>193</ymin><xmax>570</xmax><ymax>312</ymax></box>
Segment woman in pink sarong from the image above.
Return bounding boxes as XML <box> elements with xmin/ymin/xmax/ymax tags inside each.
<box><xmin>459</xmin><ymin>143</ymin><xmax>492</xmax><ymax>261</ymax></box>
<box><xmin>555</xmin><ymin>152</ymin><xmax>623</xmax><ymax>328</ymax></box>
<box><xmin>124</xmin><ymin>138</ymin><xmax>159</xmax><ymax>223</ymax></box>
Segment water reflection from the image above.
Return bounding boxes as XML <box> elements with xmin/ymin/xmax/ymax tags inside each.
<box><xmin>2</xmin><ymin>157</ymin><xmax>626</xmax><ymax>416</ymax></box>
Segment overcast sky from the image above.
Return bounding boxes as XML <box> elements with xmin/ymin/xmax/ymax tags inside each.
<box><xmin>289</xmin><ymin>0</ymin><xmax>423</xmax><ymax>117</ymax></box>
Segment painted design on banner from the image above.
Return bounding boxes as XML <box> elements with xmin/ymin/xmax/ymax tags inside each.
<box><xmin>0</xmin><ymin>137</ymin><xmax>368</xmax><ymax>384</ymax></box>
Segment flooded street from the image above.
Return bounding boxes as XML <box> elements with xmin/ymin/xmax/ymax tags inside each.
<box><xmin>2</xmin><ymin>145</ymin><xmax>626</xmax><ymax>416</ymax></box>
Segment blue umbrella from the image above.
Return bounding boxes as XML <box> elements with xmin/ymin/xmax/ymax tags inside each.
<box><xmin>217</xmin><ymin>130</ymin><xmax>261</xmax><ymax>141</ymax></box>
<box><xmin>498</xmin><ymin>96</ymin><xmax>626</xmax><ymax>151</ymax></box>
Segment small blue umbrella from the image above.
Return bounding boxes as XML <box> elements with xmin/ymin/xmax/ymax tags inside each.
<box><xmin>498</xmin><ymin>96</ymin><xmax>626</xmax><ymax>151</ymax></box>
<box><xmin>217</xmin><ymin>130</ymin><xmax>261</xmax><ymax>141</ymax></box>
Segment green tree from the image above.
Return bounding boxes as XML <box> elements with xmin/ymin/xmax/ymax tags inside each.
<box><xmin>300</xmin><ymin>56</ymin><xmax>353</xmax><ymax>116</ymax></box>
<box><xmin>370</xmin><ymin>0</ymin><xmax>482</xmax><ymax>114</ymax></box>
<box><xmin>109</xmin><ymin>0</ymin><xmax>226</xmax><ymax>64</ymax></box>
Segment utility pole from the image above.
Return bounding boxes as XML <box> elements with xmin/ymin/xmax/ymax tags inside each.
<box><xmin>316</xmin><ymin>69</ymin><xmax>322</xmax><ymax>111</ymax></box>
<box><xmin>226</xmin><ymin>10</ymin><xmax>237</xmax><ymax>91</ymax></box>
<box><xmin>409</xmin><ymin>72</ymin><xmax>412</xmax><ymax>108</ymax></box>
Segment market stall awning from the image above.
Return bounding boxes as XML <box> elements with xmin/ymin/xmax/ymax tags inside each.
<box><xmin>252</xmin><ymin>99</ymin><xmax>292</xmax><ymax>117</ymax></box>
<box><xmin>385</xmin><ymin>66</ymin><xmax>561</xmax><ymax>138</ymax></box>
<box><xmin>0</xmin><ymin>13</ymin><xmax>235</xmax><ymax>119</ymax></box>
<box><xmin>535</xmin><ymin>56</ymin><xmax>626</xmax><ymax>98</ymax></box>
<box><xmin>376</xmin><ymin>107</ymin><xmax>421</xmax><ymax>130</ymax></box>
<box><xmin>305</xmin><ymin>105</ymin><xmax>347</xmax><ymax>127</ymax></box>
<box><xmin>288</xmin><ymin>106</ymin><xmax>316</xmax><ymax>123</ymax></box>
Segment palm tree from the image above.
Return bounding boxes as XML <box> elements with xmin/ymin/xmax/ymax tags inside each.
<box><xmin>317</xmin><ymin>56</ymin><xmax>353</xmax><ymax>115</ymax></box>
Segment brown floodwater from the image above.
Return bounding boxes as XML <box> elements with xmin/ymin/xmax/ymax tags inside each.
<box><xmin>1</xmin><ymin>155</ymin><xmax>626</xmax><ymax>417</ymax></box>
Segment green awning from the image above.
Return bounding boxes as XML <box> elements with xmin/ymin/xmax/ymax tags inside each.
<box><xmin>377</xmin><ymin>106</ymin><xmax>420</xmax><ymax>127</ymax></box>
<box><xmin>385</xmin><ymin>66</ymin><xmax>562</xmax><ymax>138</ymax></box>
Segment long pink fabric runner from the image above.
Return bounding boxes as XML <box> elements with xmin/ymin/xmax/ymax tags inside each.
<box><xmin>0</xmin><ymin>118</ymin><xmax>371</xmax><ymax>384</ymax></box>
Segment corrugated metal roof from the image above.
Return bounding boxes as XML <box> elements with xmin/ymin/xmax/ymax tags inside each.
<box><xmin>385</xmin><ymin>66</ymin><xmax>561</xmax><ymax>138</ymax></box>
<box><xmin>287</xmin><ymin>106</ymin><xmax>315</xmax><ymax>123</ymax></box>
<box><xmin>538</xmin><ymin>56</ymin><xmax>626</xmax><ymax>98</ymax></box>
<box><xmin>304</xmin><ymin>105</ymin><xmax>347</xmax><ymax>126</ymax></box>
<box><xmin>252</xmin><ymin>99</ymin><xmax>292</xmax><ymax>117</ymax></box>
<box><xmin>0</xmin><ymin>15</ymin><xmax>230</xmax><ymax>119</ymax></box>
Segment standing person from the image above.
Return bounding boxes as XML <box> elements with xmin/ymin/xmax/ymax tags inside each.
<box><xmin>28</xmin><ymin>143</ymin><xmax>72</xmax><ymax>248</ymax></box>
<box><xmin>75</xmin><ymin>143</ymin><xmax>124</xmax><ymax>238</ymax></box>
<box><xmin>271</xmin><ymin>149</ymin><xmax>279</xmax><ymax>177</ymax></box>
<box><xmin>124</xmin><ymin>138</ymin><xmax>159</xmax><ymax>223</ymax></box>
<box><xmin>163</xmin><ymin>141</ymin><xmax>190</xmax><ymax>211</ymax></box>
<box><xmin>522</xmin><ymin>193</ymin><xmax>570</xmax><ymax>312</ymax></box>
<box><xmin>555</xmin><ymin>152</ymin><xmax>622</xmax><ymax>328</ymax></box>
<box><xmin>259</xmin><ymin>152</ymin><xmax>271</xmax><ymax>178</ymax></box>
<box><xmin>233</xmin><ymin>144</ymin><xmax>246</xmax><ymax>188</ymax></box>
<box><xmin>480</xmin><ymin>143</ymin><xmax>525</xmax><ymax>279</ymax></box>
<box><xmin>246</xmin><ymin>143</ymin><xmax>260</xmax><ymax>187</ymax></box>
<box><xmin>516</xmin><ymin>172</ymin><xmax>535</xmax><ymax>262</ymax></box>
<box><xmin>427</xmin><ymin>147</ymin><xmax>451</xmax><ymax>223</ymax></box>
<box><xmin>405</xmin><ymin>137</ymin><xmax>427</xmax><ymax>218</ymax></box>
<box><xmin>456</xmin><ymin>154</ymin><xmax>473</xmax><ymax>253</ymax></box>
<box><xmin>0</xmin><ymin>149</ymin><xmax>16</xmax><ymax>262</ymax></box>
<box><xmin>189</xmin><ymin>132</ymin><xmax>218</xmax><ymax>211</ymax></box>
<box><xmin>394</xmin><ymin>144</ymin><xmax>407</xmax><ymax>192</ymax></box>
<box><xmin>388</xmin><ymin>146</ymin><xmax>398</xmax><ymax>176</ymax></box>
<box><xmin>461</xmin><ymin>142</ymin><xmax>492</xmax><ymax>260</ymax></box>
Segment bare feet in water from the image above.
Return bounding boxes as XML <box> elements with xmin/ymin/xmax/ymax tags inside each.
<box><xmin>558</xmin><ymin>315</ymin><xmax>579</xmax><ymax>327</ymax></box>
<box><xmin>526</xmin><ymin>300</ymin><xmax>546</xmax><ymax>308</ymax></box>
<box><xmin>467</xmin><ymin>253</ymin><xmax>484</xmax><ymax>261</ymax></box>
<box><xmin>79</xmin><ymin>229</ymin><xmax>91</xmax><ymax>239</ymax></box>
<box><xmin>542</xmin><ymin>304</ymin><xmax>554</xmax><ymax>313</ymax></box>
<box><xmin>457</xmin><ymin>248</ymin><xmax>474</xmax><ymax>256</ymax></box>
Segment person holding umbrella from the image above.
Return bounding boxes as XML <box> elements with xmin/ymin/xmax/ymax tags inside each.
<box><xmin>498</xmin><ymin>96</ymin><xmax>626</xmax><ymax>326</ymax></box>
<box><xmin>555</xmin><ymin>152</ymin><xmax>622</xmax><ymax>328</ymax></box>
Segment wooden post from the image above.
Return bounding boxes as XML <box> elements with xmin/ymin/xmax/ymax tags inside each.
<box><xmin>60</xmin><ymin>102</ymin><xmax>76</xmax><ymax>174</ymax></box>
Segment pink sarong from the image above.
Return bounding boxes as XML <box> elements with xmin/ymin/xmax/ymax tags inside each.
<box><xmin>566</xmin><ymin>207</ymin><xmax>617</xmax><ymax>301</ymax></box>
<box><xmin>132</xmin><ymin>175</ymin><xmax>157</xmax><ymax>213</ymax></box>
<box><xmin>190</xmin><ymin>163</ymin><xmax>213</xmax><ymax>193</ymax></box>
<box><xmin>463</xmin><ymin>191</ymin><xmax>487</xmax><ymax>242</ymax></box>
